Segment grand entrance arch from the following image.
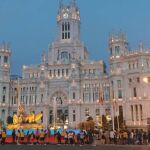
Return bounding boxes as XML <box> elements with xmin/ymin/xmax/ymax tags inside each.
<box><xmin>49</xmin><ymin>91</ymin><xmax>69</xmax><ymax>127</ymax></box>
<box><xmin>50</xmin><ymin>90</ymin><xmax>68</xmax><ymax>105</ymax></box>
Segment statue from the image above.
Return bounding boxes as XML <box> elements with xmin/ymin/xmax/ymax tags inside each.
<box><xmin>13</xmin><ymin>114</ymin><xmax>18</xmax><ymax>125</ymax></box>
<box><xmin>8</xmin><ymin>104</ymin><xmax>43</xmax><ymax>129</ymax></box>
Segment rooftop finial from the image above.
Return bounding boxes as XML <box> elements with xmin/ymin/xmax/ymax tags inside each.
<box><xmin>139</xmin><ymin>42</ymin><xmax>144</xmax><ymax>51</ymax></box>
<box><xmin>71</xmin><ymin>0</ymin><xmax>76</xmax><ymax>7</ymax></box>
<box><xmin>41</xmin><ymin>50</ymin><xmax>46</xmax><ymax>64</ymax></box>
<box><xmin>59</xmin><ymin>0</ymin><xmax>63</xmax><ymax>9</ymax></box>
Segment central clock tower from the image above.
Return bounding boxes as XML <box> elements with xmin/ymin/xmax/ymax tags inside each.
<box><xmin>48</xmin><ymin>0</ymin><xmax>89</xmax><ymax>64</ymax></box>
<box><xmin>57</xmin><ymin>0</ymin><xmax>80</xmax><ymax>42</ymax></box>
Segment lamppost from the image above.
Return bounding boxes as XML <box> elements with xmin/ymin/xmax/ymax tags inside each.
<box><xmin>77</xmin><ymin>99</ymin><xmax>82</xmax><ymax>123</ymax></box>
<box><xmin>112</xmin><ymin>98</ymin><xmax>120</xmax><ymax>131</ymax></box>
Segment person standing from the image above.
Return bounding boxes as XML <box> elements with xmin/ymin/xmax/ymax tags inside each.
<box><xmin>148</xmin><ymin>130</ymin><xmax>150</xmax><ymax>144</ymax></box>
<box><xmin>20</xmin><ymin>129</ymin><xmax>25</xmax><ymax>144</ymax></box>
<box><xmin>35</xmin><ymin>128</ymin><xmax>39</xmax><ymax>144</ymax></box>
<box><xmin>39</xmin><ymin>129</ymin><xmax>45</xmax><ymax>145</ymax></box>
<box><xmin>79</xmin><ymin>130</ymin><xmax>85</xmax><ymax>145</ymax></box>
<box><xmin>1</xmin><ymin>129</ymin><xmax>7</xmax><ymax>145</ymax></box>
<box><xmin>56</xmin><ymin>131</ymin><xmax>61</xmax><ymax>144</ymax></box>
<box><xmin>12</xmin><ymin>129</ymin><xmax>16</xmax><ymax>144</ymax></box>
<box><xmin>16</xmin><ymin>130</ymin><xmax>21</xmax><ymax>145</ymax></box>
<box><xmin>0</xmin><ymin>129</ymin><xmax>2</xmax><ymax>144</ymax></box>
<box><xmin>26</xmin><ymin>131</ymin><xmax>30</xmax><ymax>144</ymax></box>
<box><xmin>64</xmin><ymin>131</ymin><xmax>68</xmax><ymax>144</ymax></box>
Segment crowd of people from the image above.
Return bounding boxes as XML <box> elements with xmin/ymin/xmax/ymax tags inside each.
<box><xmin>0</xmin><ymin>128</ymin><xmax>150</xmax><ymax>146</ymax></box>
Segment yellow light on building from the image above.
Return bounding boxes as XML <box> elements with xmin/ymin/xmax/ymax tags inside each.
<box><xmin>143</xmin><ymin>77</ymin><xmax>148</xmax><ymax>83</ymax></box>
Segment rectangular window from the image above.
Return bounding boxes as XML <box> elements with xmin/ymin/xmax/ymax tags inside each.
<box><xmin>115</xmin><ymin>46</ymin><xmax>120</xmax><ymax>55</ymax></box>
<box><xmin>137</xmin><ymin>77</ymin><xmax>140</xmax><ymax>83</ymax></box>
<box><xmin>14</xmin><ymin>96</ymin><xmax>16</xmax><ymax>104</ymax></box>
<box><xmin>62</xmin><ymin>33</ymin><xmax>64</xmax><ymax>39</ymax></box>
<box><xmin>73</xmin><ymin>92</ymin><xmax>75</xmax><ymax>99</ymax></box>
<box><xmin>85</xmin><ymin>108</ymin><xmax>89</xmax><ymax>116</ymax></box>
<box><xmin>96</xmin><ymin>109</ymin><xmax>100</xmax><ymax>116</ymax></box>
<box><xmin>49</xmin><ymin>110</ymin><xmax>53</xmax><ymax>124</ymax></box>
<box><xmin>135</xmin><ymin>105</ymin><xmax>138</xmax><ymax>121</ymax></box>
<box><xmin>62</xmin><ymin>24</ymin><xmax>64</xmax><ymax>31</ymax></box>
<box><xmin>129</xmin><ymin>64</ymin><xmax>131</xmax><ymax>70</ymax></box>
<box><xmin>131</xmin><ymin>105</ymin><xmax>134</xmax><ymax>121</ymax></box>
<box><xmin>41</xmin><ymin>94</ymin><xmax>43</xmax><ymax>103</ymax></box>
<box><xmin>58</xmin><ymin>69</ymin><xmax>60</xmax><ymax>76</ymax></box>
<box><xmin>118</xmin><ymin>90</ymin><xmax>122</xmax><ymax>99</ymax></box>
<box><xmin>66</xmin><ymin>69</ymin><xmax>69</xmax><ymax>76</ymax></box>
<box><xmin>35</xmin><ymin>95</ymin><xmax>37</xmax><ymax>104</ymax></box>
<box><xmin>3</xmin><ymin>87</ymin><xmax>6</xmax><ymax>94</ymax></box>
<box><xmin>140</xmin><ymin>105</ymin><xmax>143</xmax><ymax>121</ymax></box>
<box><xmin>2</xmin><ymin>95</ymin><xmax>5</xmax><ymax>103</ymax></box>
<box><xmin>133</xmin><ymin>87</ymin><xmax>137</xmax><ymax>97</ymax></box>
<box><xmin>65</xmin><ymin>32</ymin><xmax>67</xmax><ymax>39</ymax></box>
<box><xmin>4</xmin><ymin>56</ymin><xmax>8</xmax><ymax>63</ymax></box>
<box><xmin>68</xmin><ymin>23</ymin><xmax>70</xmax><ymax>31</ymax></box>
<box><xmin>62</xmin><ymin>69</ymin><xmax>64</xmax><ymax>76</ymax></box>
<box><xmin>73</xmin><ymin>114</ymin><xmax>76</xmax><ymax>122</ymax></box>
<box><xmin>12</xmin><ymin>96</ymin><xmax>13</xmax><ymax>104</ymax></box>
<box><xmin>26</xmin><ymin>96</ymin><xmax>28</xmax><ymax>105</ymax></box>
<box><xmin>65</xmin><ymin>23</ymin><xmax>67</xmax><ymax>30</ymax></box>
<box><xmin>129</xmin><ymin>78</ymin><xmax>132</xmax><ymax>83</ymax></box>
<box><xmin>117</xmin><ymin>80</ymin><xmax>121</xmax><ymax>88</ymax></box>
<box><xmin>68</xmin><ymin>32</ymin><xmax>70</xmax><ymax>39</ymax></box>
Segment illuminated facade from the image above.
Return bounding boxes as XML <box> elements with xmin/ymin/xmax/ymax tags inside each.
<box><xmin>0</xmin><ymin>1</ymin><xmax>109</xmax><ymax>128</ymax></box>
<box><xmin>1</xmin><ymin>0</ymin><xmax>150</xmax><ymax>130</ymax></box>
<box><xmin>109</xmin><ymin>33</ymin><xmax>150</xmax><ymax>129</ymax></box>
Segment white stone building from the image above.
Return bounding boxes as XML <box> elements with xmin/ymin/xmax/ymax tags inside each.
<box><xmin>0</xmin><ymin>1</ymin><xmax>109</xmax><ymax>128</ymax></box>
<box><xmin>1</xmin><ymin>0</ymin><xmax>150</xmax><ymax>130</ymax></box>
<box><xmin>0</xmin><ymin>43</ymin><xmax>11</xmax><ymax>125</ymax></box>
<box><xmin>109</xmin><ymin>33</ymin><xmax>150</xmax><ymax>129</ymax></box>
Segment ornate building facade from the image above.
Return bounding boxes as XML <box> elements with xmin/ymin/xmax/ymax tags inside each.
<box><xmin>0</xmin><ymin>1</ymin><xmax>109</xmax><ymax>128</ymax></box>
<box><xmin>0</xmin><ymin>0</ymin><xmax>150</xmax><ymax>130</ymax></box>
<box><xmin>109</xmin><ymin>33</ymin><xmax>150</xmax><ymax>129</ymax></box>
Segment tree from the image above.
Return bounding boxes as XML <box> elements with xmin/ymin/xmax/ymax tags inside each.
<box><xmin>102</xmin><ymin>115</ymin><xmax>108</xmax><ymax>129</ymax></box>
<box><xmin>78</xmin><ymin>117</ymin><xmax>95</xmax><ymax>131</ymax></box>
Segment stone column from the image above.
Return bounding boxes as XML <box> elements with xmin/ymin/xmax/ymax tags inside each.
<box><xmin>43</xmin><ymin>106</ymin><xmax>49</xmax><ymax>128</ymax></box>
<box><xmin>133</xmin><ymin>105</ymin><xmax>136</xmax><ymax>126</ymax></box>
<box><xmin>138</xmin><ymin>105</ymin><xmax>141</xmax><ymax>126</ymax></box>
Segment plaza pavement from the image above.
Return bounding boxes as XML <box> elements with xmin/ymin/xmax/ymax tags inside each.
<box><xmin>0</xmin><ymin>144</ymin><xmax>150</xmax><ymax>150</ymax></box>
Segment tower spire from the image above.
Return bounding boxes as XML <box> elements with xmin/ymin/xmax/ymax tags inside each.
<box><xmin>71</xmin><ymin>0</ymin><xmax>76</xmax><ymax>7</ymax></box>
<box><xmin>59</xmin><ymin>0</ymin><xmax>63</xmax><ymax>9</ymax></box>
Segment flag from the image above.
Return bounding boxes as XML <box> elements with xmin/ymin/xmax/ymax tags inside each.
<box><xmin>112</xmin><ymin>100</ymin><xmax>119</xmax><ymax>116</ymax></box>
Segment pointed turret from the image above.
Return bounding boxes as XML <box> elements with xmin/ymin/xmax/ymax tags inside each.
<box><xmin>41</xmin><ymin>50</ymin><xmax>46</xmax><ymax>65</ymax></box>
<box><xmin>59</xmin><ymin>0</ymin><xmax>63</xmax><ymax>9</ymax></box>
<box><xmin>71</xmin><ymin>0</ymin><xmax>77</xmax><ymax>7</ymax></box>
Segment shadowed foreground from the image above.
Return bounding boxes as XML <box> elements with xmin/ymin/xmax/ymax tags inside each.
<box><xmin>0</xmin><ymin>144</ymin><xmax>149</xmax><ymax>150</ymax></box>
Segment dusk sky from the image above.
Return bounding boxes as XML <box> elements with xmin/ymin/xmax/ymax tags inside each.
<box><xmin>0</xmin><ymin>0</ymin><xmax>150</xmax><ymax>75</ymax></box>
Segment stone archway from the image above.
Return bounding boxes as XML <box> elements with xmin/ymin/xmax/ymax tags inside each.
<box><xmin>50</xmin><ymin>90</ymin><xmax>68</xmax><ymax>105</ymax></box>
<box><xmin>49</xmin><ymin>91</ymin><xmax>68</xmax><ymax>126</ymax></box>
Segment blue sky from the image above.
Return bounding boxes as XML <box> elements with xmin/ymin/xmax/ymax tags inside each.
<box><xmin>0</xmin><ymin>0</ymin><xmax>150</xmax><ymax>75</ymax></box>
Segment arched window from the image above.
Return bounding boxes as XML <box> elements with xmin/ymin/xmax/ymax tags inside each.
<box><xmin>61</xmin><ymin>51</ymin><xmax>68</xmax><ymax>60</ymax></box>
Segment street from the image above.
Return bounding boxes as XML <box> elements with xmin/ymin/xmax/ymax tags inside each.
<box><xmin>0</xmin><ymin>145</ymin><xmax>149</xmax><ymax>150</ymax></box>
